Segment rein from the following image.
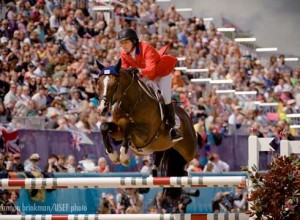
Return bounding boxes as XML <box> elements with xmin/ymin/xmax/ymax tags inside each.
<box><xmin>117</xmin><ymin>72</ymin><xmax>141</xmax><ymax>117</ymax></box>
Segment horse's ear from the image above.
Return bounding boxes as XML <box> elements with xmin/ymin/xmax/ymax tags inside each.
<box><xmin>115</xmin><ymin>59</ymin><xmax>122</xmax><ymax>72</ymax></box>
<box><xmin>96</xmin><ymin>59</ymin><xmax>105</xmax><ymax>70</ymax></box>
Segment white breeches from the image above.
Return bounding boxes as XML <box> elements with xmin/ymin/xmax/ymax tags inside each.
<box><xmin>153</xmin><ymin>74</ymin><xmax>172</xmax><ymax>105</ymax></box>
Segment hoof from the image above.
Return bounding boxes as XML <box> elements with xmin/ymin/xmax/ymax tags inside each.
<box><xmin>120</xmin><ymin>146</ymin><xmax>130</xmax><ymax>166</ymax></box>
<box><xmin>108</xmin><ymin>151</ymin><xmax>120</xmax><ymax>164</ymax></box>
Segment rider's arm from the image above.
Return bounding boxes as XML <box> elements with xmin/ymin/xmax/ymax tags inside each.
<box><xmin>120</xmin><ymin>52</ymin><xmax>131</xmax><ymax>69</ymax></box>
<box><xmin>139</xmin><ymin>43</ymin><xmax>160</xmax><ymax>80</ymax></box>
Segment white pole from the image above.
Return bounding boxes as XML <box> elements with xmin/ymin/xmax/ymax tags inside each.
<box><xmin>0</xmin><ymin>176</ymin><xmax>246</xmax><ymax>189</ymax></box>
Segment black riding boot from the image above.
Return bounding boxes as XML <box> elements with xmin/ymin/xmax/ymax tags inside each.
<box><xmin>165</xmin><ymin>103</ymin><xmax>183</xmax><ymax>142</ymax></box>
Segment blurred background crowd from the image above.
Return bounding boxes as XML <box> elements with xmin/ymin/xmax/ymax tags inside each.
<box><xmin>0</xmin><ymin>0</ymin><xmax>297</xmax><ymax>215</ymax></box>
<box><xmin>0</xmin><ymin>0</ymin><xmax>299</xmax><ymax>136</ymax></box>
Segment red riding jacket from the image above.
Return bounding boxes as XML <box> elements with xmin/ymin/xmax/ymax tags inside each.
<box><xmin>120</xmin><ymin>42</ymin><xmax>177</xmax><ymax>80</ymax></box>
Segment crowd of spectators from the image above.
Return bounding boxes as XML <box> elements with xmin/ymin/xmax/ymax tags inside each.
<box><xmin>0</xmin><ymin>0</ymin><xmax>299</xmax><ymax>215</ymax></box>
<box><xmin>0</xmin><ymin>0</ymin><xmax>299</xmax><ymax>137</ymax></box>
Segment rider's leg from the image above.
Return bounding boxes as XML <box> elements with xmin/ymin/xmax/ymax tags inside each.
<box><xmin>155</xmin><ymin>74</ymin><xmax>183</xmax><ymax>142</ymax></box>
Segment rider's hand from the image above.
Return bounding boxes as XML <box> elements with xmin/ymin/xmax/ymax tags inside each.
<box><xmin>128</xmin><ymin>67</ymin><xmax>140</xmax><ymax>75</ymax></box>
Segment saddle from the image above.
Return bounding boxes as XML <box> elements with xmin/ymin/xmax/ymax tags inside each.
<box><xmin>137</xmin><ymin>79</ymin><xmax>181</xmax><ymax>128</ymax></box>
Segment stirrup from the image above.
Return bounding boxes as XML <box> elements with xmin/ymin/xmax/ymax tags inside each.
<box><xmin>170</xmin><ymin>128</ymin><xmax>183</xmax><ymax>142</ymax></box>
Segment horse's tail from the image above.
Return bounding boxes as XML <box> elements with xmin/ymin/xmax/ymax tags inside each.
<box><xmin>161</xmin><ymin>148</ymin><xmax>187</xmax><ymax>200</ymax></box>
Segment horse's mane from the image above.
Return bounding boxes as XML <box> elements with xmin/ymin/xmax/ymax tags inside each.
<box><xmin>119</xmin><ymin>68</ymin><xmax>158</xmax><ymax>101</ymax></box>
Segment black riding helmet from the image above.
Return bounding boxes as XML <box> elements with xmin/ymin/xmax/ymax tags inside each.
<box><xmin>118</xmin><ymin>28</ymin><xmax>140</xmax><ymax>54</ymax></box>
<box><xmin>117</xmin><ymin>28</ymin><xmax>139</xmax><ymax>42</ymax></box>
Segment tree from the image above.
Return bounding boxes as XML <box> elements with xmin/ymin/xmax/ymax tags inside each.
<box><xmin>245</xmin><ymin>154</ymin><xmax>300</xmax><ymax>220</ymax></box>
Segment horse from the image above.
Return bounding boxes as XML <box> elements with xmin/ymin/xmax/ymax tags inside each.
<box><xmin>97</xmin><ymin>59</ymin><xmax>197</xmax><ymax>199</ymax></box>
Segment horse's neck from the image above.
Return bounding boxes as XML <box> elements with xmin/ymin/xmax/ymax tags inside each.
<box><xmin>118</xmin><ymin>71</ymin><xmax>157</xmax><ymax>111</ymax></box>
<box><xmin>118</xmin><ymin>72</ymin><xmax>139</xmax><ymax>105</ymax></box>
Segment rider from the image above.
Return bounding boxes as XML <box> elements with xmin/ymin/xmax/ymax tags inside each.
<box><xmin>117</xmin><ymin>28</ymin><xmax>183</xmax><ymax>142</ymax></box>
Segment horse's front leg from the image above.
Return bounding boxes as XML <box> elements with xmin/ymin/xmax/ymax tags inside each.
<box><xmin>119</xmin><ymin>122</ymin><xmax>135</xmax><ymax>166</ymax></box>
<box><xmin>151</xmin><ymin>151</ymin><xmax>164</xmax><ymax>177</ymax></box>
<box><xmin>100</xmin><ymin>122</ymin><xmax>120</xmax><ymax>164</ymax></box>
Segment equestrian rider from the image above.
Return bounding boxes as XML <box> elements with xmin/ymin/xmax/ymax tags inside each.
<box><xmin>117</xmin><ymin>28</ymin><xmax>183</xmax><ymax>142</ymax></box>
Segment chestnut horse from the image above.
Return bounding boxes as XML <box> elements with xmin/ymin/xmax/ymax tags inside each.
<box><xmin>97</xmin><ymin>60</ymin><xmax>197</xmax><ymax>199</ymax></box>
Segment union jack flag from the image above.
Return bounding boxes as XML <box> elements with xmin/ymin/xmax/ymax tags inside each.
<box><xmin>0</xmin><ymin>126</ymin><xmax>20</xmax><ymax>154</ymax></box>
<box><xmin>68</xmin><ymin>129</ymin><xmax>94</xmax><ymax>152</ymax></box>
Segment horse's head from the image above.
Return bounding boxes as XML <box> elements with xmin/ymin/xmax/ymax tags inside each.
<box><xmin>97</xmin><ymin>59</ymin><xmax>122</xmax><ymax>116</ymax></box>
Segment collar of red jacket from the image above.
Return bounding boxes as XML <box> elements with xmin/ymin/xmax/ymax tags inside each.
<box><xmin>126</xmin><ymin>41</ymin><xmax>141</xmax><ymax>56</ymax></box>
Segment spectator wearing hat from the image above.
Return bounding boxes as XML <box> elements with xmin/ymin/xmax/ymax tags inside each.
<box><xmin>45</xmin><ymin>86</ymin><xmax>58</xmax><ymax>106</ymax></box>
<box><xmin>58</xmin><ymin>87</ymin><xmax>70</xmax><ymax>105</ymax></box>
<box><xmin>45</xmin><ymin>110</ymin><xmax>59</xmax><ymax>129</ymax></box>
<box><xmin>11</xmin><ymin>153</ymin><xmax>24</xmax><ymax>172</ymax></box>
<box><xmin>279</xmin><ymin>88</ymin><xmax>293</xmax><ymax>104</ymax></box>
<box><xmin>286</xmin><ymin>99</ymin><xmax>298</xmax><ymax>114</ymax></box>
<box><xmin>24</xmin><ymin>153</ymin><xmax>42</xmax><ymax>172</ymax></box>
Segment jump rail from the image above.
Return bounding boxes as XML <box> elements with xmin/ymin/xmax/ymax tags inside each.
<box><xmin>0</xmin><ymin>176</ymin><xmax>247</xmax><ymax>189</ymax></box>
<box><xmin>0</xmin><ymin>213</ymin><xmax>249</xmax><ymax>220</ymax></box>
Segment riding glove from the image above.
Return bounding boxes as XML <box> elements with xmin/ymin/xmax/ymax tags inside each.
<box><xmin>128</xmin><ymin>67</ymin><xmax>140</xmax><ymax>75</ymax></box>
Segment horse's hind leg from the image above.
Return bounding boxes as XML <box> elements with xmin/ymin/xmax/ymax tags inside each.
<box><xmin>161</xmin><ymin>148</ymin><xmax>187</xmax><ymax>200</ymax></box>
<box><xmin>100</xmin><ymin>122</ymin><xmax>120</xmax><ymax>164</ymax></box>
<box><xmin>119</xmin><ymin>122</ymin><xmax>135</xmax><ymax>166</ymax></box>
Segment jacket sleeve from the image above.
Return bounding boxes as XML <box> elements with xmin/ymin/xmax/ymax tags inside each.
<box><xmin>140</xmin><ymin>44</ymin><xmax>160</xmax><ymax>79</ymax></box>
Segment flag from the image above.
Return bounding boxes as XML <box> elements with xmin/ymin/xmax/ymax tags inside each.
<box><xmin>0</xmin><ymin>126</ymin><xmax>20</xmax><ymax>154</ymax></box>
<box><xmin>68</xmin><ymin>129</ymin><xmax>94</xmax><ymax>152</ymax></box>
<box><xmin>221</xmin><ymin>17</ymin><xmax>243</xmax><ymax>33</ymax></box>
